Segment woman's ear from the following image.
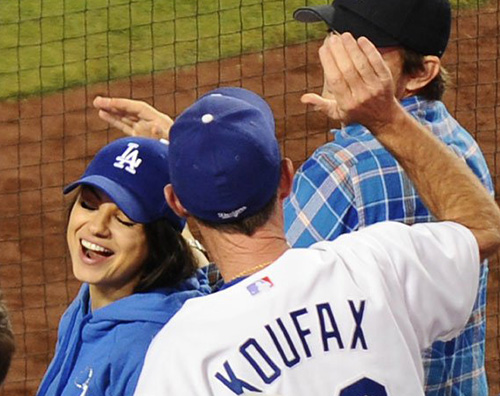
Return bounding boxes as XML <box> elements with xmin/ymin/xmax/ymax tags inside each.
<box><xmin>164</xmin><ymin>184</ymin><xmax>189</xmax><ymax>217</ymax></box>
<box><xmin>405</xmin><ymin>56</ymin><xmax>441</xmax><ymax>94</ymax></box>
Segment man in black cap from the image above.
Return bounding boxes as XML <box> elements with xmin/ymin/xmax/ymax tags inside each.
<box><xmin>286</xmin><ymin>1</ymin><xmax>492</xmax><ymax>395</ymax></box>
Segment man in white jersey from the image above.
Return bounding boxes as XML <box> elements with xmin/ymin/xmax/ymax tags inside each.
<box><xmin>133</xmin><ymin>35</ymin><xmax>500</xmax><ymax>396</ymax></box>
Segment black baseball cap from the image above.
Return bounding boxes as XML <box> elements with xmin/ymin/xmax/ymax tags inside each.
<box><xmin>293</xmin><ymin>0</ymin><xmax>451</xmax><ymax>57</ymax></box>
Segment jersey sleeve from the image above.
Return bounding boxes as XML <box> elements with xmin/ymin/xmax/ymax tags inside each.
<box><xmin>324</xmin><ymin>221</ymin><xmax>480</xmax><ymax>350</ymax></box>
<box><xmin>284</xmin><ymin>147</ymin><xmax>359</xmax><ymax>248</ymax></box>
<box><xmin>134</xmin><ymin>316</ymin><xmax>208</xmax><ymax>396</ymax></box>
<box><xmin>133</xmin><ymin>328</ymin><xmax>174</xmax><ymax>396</ymax></box>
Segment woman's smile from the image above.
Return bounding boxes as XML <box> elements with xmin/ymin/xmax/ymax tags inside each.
<box><xmin>80</xmin><ymin>238</ymin><xmax>114</xmax><ymax>263</ymax></box>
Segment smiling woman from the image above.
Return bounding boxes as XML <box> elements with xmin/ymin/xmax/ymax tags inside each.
<box><xmin>36</xmin><ymin>136</ymin><xmax>211</xmax><ymax>396</ymax></box>
<box><xmin>67</xmin><ymin>187</ymin><xmax>150</xmax><ymax>310</ymax></box>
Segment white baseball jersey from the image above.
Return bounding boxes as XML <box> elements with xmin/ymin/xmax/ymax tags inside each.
<box><xmin>134</xmin><ymin>221</ymin><xmax>479</xmax><ymax>396</ymax></box>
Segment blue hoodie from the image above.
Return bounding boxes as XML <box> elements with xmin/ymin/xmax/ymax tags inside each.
<box><xmin>37</xmin><ymin>270</ymin><xmax>210</xmax><ymax>396</ymax></box>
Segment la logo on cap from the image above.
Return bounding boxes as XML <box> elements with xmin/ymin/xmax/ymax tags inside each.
<box><xmin>114</xmin><ymin>142</ymin><xmax>143</xmax><ymax>175</ymax></box>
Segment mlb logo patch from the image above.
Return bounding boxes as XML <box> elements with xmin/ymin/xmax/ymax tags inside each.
<box><xmin>247</xmin><ymin>277</ymin><xmax>274</xmax><ymax>296</ymax></box>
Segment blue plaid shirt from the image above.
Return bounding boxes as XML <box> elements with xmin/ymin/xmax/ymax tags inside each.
<box><xmin>284</xmin><ymin>96</ymin><xmax>493</xmax><ymax>396</ymax></box>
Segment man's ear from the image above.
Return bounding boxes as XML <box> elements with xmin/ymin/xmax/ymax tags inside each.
<box><xmin>278</xmin><ymin>158</ymin><xmax>294</xmax><ymax>201</ymax></box>
<box><xmin>405</xmin><ymin>55</ymin><xmax>441</xmax><ymax>94</ymax></box>
<box><xmin>164</xmin><ymin>184</ymin><xmax>189</xmax><ymax>217</ymax></box>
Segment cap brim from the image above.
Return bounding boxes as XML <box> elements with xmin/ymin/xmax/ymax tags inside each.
<box><xmin>293</xmin><ymin>5</ymin><xmax>335</xmax><ymax>26</ymax></box>
<box><xmin>64</xmin><ymin>175</ymin><xmax>151</xmax><ymax>223</ymax></box>
<box><xmin>294</xmin><ymin>4</ymin><xmax>399</xmax><ymax>48</ymax></box>
<box><xmin>64</xmin><ymin>176</ymin><xmax>186</xmax><ymax>230</ymax></box>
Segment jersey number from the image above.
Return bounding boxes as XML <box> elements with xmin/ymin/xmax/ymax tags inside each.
<box><xmin>339</xmin><ymin>377</ymin><xmax>387</xmax><ymax>396</ymax></box>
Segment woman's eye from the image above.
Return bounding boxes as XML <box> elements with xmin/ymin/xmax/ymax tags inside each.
<box><xmin>80</xmin><ymin>200</ymin><xmax>96</xmax><ymax>210</ymax></box>
<box><xmin>116</xmin><ymin>216</ymin><xmax>136</xmax><ymax>227</ymax></box>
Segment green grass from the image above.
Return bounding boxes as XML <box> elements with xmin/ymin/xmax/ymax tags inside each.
<box><xmin>0</xmin><ymin>0</ymin><xmax>326</xmax><ymax>100</ymax></box>
<box><xmin>0</xmin><ymin>0</ymin><xmax>488</xmax><ymax>100</ymax></box>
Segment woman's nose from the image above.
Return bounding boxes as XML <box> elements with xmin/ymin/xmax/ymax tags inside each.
<box><xmin>87</xmin><ymin>205</ymin><xmax>113</xmax><ymax>237</ymax></box>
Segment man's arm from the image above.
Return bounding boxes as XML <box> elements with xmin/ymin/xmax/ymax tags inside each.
<box><xmin>303</xmin><ymin>33</ymin><xmax>500</xmax><ymax>260</ymax></box>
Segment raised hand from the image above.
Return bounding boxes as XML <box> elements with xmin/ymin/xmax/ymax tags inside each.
<box><xmin>93</xmin><ymin>96</ymin><xmax>174</xmax><ymax>139</ymax></box>
<box><xmin>302</xmin><ymin>33</ymin><xmax>400</xmax><ymax>131</ymax></box>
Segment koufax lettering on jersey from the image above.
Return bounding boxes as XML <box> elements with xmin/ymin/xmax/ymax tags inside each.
<box><xmin>214</xmin><ymin>299</ymin><xmax>367</xmax><ymax>395</ymax></box>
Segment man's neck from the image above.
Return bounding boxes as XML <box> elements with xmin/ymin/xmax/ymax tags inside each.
<box><xmin>197</xmin><ymin>220</ymin><xmax>290</xmax><ymax>283</ymax></box>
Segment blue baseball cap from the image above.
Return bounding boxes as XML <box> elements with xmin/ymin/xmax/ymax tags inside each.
<box><xmin>64</xmin><ymin>137</ymin><xmax>186</xmax><ymax>230</ymax></box>
<box><xmin>169</xmin><ymin>87</ymin><xmax>281</xmax><ymax>223</ymax></box>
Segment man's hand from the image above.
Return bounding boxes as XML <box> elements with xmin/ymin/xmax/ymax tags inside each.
<box><xmin>93</xmin><ymin>96</ymin><xmax>174</xmax><ymax>139</ymax></box>
<box><xmin>302</xmin><ymin>33</ymin><xmax>400</xmax><ymax>130</ymax></box>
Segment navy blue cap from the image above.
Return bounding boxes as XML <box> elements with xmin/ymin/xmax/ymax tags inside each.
<box><xmin>64</xmin><ymin>137</ymin><xmax>185</xmax><ymax>230</ymax></box>
<box><xmin>169</xmin><ymin>87</ymin><xmax>281</xmax><ymax>223</ymax></box>
<box><xmin>293</xmin><ymin>0</ymin><xmax>451</xmax><ymax>57</ymax></box>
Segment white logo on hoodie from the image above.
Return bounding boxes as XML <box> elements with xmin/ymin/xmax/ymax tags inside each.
<box><xmin>75</xmin><ymin>367</ymin><xmax>93</xmax><ymax>396</ymax></box>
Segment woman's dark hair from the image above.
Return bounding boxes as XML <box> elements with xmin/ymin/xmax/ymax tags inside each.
<box><xmin>402</xmin><ymin>48</ymin><xmax>449</xmax><ymax>101</ymax></box>
<box><xmin>134</xmin><ymin>218</ymin><xmax>197</xmax><ymax>293</ymax></box>
<box><xmin>195</xmin><ymin>193</ymin><xmax>278</xmax><ymax>237</ymax></box>
<box><xmin>66</xmin><ymin>188</ymin><xmax>197</xmax><ymax>294</ymax></box>
<box><xmin>0</xmin><ymin>295</ymin><xmax>15</xmax><ymax>384</ymax></box>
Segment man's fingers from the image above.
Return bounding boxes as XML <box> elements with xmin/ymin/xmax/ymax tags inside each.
<box><xmin>93</xmin><ymin>96</ymin><xmax>147</xmax><ymax>118</ymax></box>
<box><xmin>93</xmin><ymin>96</ymin><xmax>131</xmax><ymax>113</ymax></box>
<box><xmin>325</xmin><ymin>34</ymin><xmax>359</xmax><ymax>91</ymax></box>
<box><xmin>152</xmin><ymin>125</ymin><xmax>169</xmax><ymax>140</ymax></box>
<box><xmin>358</xmin><ymin>36</ymin><xmax>392</xmax><ymax>80</ymax></box>
<box><xmin>97</xmin><ymin>110</ymin><xmax>136</xmax><ymax>135</ymax></box>
<box><xmin>120</xmin><ymin>117</ymin><xmax>135</xmax><ymax>127</ymax></box>
<box><xmin>319</xmin><ymin>35</ymin><xmax>351</xmax><ymax>99</ymax></box>
<box><xmin>301</xmin><ymin>93</ymin><xmax>338</xmax><ymax>118</ymax></box>
<box><xmin>301</xmin><ymin>93</ymin><xmax>325</xmax><ymax>106</ymax></box>
<box><xmin>318</xmin><ymin>35</ymin><xmax>338</xmax><ymax>83</ymax></box>
<box><xmin>93</xmin><ymin>96</ymin><xmax>109</xmax><ymax>109</ymax></box>
<box><xmin>341</xmin><ymin>33</ymin><xmax>378</xmax><ymax>86</ymax></box>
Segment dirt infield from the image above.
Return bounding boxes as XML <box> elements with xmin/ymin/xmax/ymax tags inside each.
<box><xmin>0</xmin><ymin>4</ymin><xmax>499</xmax><ymax>394</ymax></box>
